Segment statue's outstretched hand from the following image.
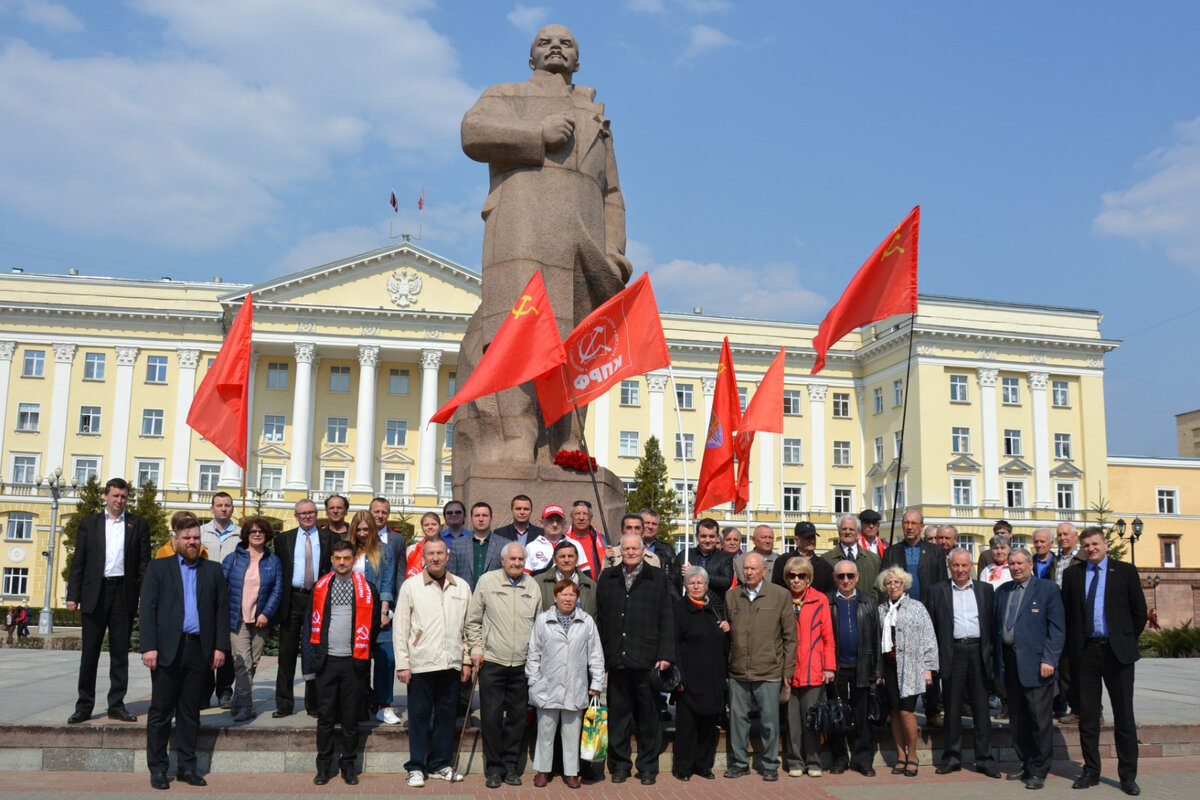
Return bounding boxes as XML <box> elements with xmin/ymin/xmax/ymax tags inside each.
<box><xmin>541</xmin><ymin>112</ymin><xmax>574</xmax><ymax>151</ymax></box>
<box><xmin>607</xmin><ymin>252</ymin><xmax>633</xmax><ymax>283</ymax></box>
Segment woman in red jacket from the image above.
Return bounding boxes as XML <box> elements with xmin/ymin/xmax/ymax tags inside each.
<box><xmin>780</xmin><ymin>556</ymin><xmax>836</xmax><ymax>777</ymax></box>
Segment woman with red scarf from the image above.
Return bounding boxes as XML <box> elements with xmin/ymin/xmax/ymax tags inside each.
<box><xmin>781</xmin><ymin>556</ymin><xmax>835</xmax><ymax>778</ymax></box>
<box><xmin>671</xmin><ymin>565</ymin><xmax>729</xmax><ymax>781</ymax></box>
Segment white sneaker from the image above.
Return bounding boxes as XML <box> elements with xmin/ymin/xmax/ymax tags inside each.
<box><xmin>787</xmin><ymin>769</ymin><xmax>805</xmax><ymax>777</ymax></box>
<box><xmin>807</xmin><ymin>766</ymin><xmax>823</xmax><ymax>777</ymax></box>
<box><xmin>376</xmin><ymin>706</ymin><xmax>401</xmax><ymax>725</ymax></box>
<box><xmin>431</xmin><ymin>766</ymin><xmax>464</xmax><ymax>782</ymax></box>
<box><xmin>407</xmin><ymin>770</ymin><xmax>425</xmax><ymax>787</ymax></box>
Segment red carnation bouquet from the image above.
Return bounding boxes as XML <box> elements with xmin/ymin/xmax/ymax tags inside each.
<box><xmin>553</xmin><ymin>449</ymin><xmax>598</xmax><ymax>472</ymax></box>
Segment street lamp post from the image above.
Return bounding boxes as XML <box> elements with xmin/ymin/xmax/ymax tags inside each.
<box><xmin>1114</xmin><ymin>517</ymin><xmax>1144</xmax><ymax>568</ymax></box>
<box><xmin>34</xmin><ymin>468</ymin><xmax>76</xmax><ymax>635</ymax></box>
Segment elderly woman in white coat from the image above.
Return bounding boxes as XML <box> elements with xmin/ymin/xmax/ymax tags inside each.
<box><xmin>526</xmin><ymin>578</ymin><xmax>605</xmax><ymax>789</ymax></box>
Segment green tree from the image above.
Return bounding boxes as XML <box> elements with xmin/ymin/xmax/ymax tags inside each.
<box><xmin>624</xmin><ymin>435</ymin><xmax>679</xmax><ymax>545</ymax></box>
<box><xmin>60</xmin><ymin>475</ymin><xmax>105</xmax><ymax>583</ymax></box>
<box><xmin>131</xmin><ymin>480</ymin><xmax>171</xmax><ymax>553</ymax></box>
<box><xmin>1087</xmin><ymin>490</ymin><xmax>1128</xmax><ymax>562</ymax></box>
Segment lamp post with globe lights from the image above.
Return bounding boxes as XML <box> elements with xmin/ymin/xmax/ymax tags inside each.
<box><xmin>34</xmin><ymin>468</ymin><xmax>76</xmax><ymax>635</ymax></box>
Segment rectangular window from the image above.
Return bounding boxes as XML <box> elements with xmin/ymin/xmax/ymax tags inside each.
<box><xmin>83</xmin><ymin>352</ymin><xmax>106</xmax><ymax>381</ymax></box>
<box><xmin>16</xmin><ymin>403</ymin><xmax>40</xmax><ymax>432</ymax></box>
<box><xmin>441</xmin><ymin>474</ymin><xmax>453</xmax><ymax>501</ymax></box>
<box><xmin>956</xmin><ymin>535</ymin><xmax>977</xmax><ymax>559</ymax></box>
<box><xmin>1052</xmin><ymin>380</ymin><xmax>1070</xmax><ymax>407</ymax></box>
<box><xmin>444</xmin><ymin>422</ymin><xmax>454</xmax><ymax>449</ymax></box>
<box><xmin>266</xmin><ymin>362</ymin><xmax>289</xmax><ymax>390</ymax></box>
<box><xmin>141</xmin><ymin>409</ymin><xmax>164</xmax><ymax>437</ymax></box>
<box><xmin>622</xmin><ymin>479</ymin><xmax>638</xmax><ymax>495</ymax></box>
<box><xmin>782</xmin><ymin>438</ymin><xmax>803</xmax><ymax>465</ymax></box>
<box><xmin>894</xmin><ymin>480</ymin><xmax>905</xmax><ymax>509</ymax></box>
<box><xmin>951</xmin><ymin>426</ymin><xmax>970</xmax><ymax>454</ymax></box>
<box><xmin>447</xmin><ymin>371</ymin><xmax>457</xmax><ymax>396</ymax></box>
<box><xmin>832</xmin><ymin>392</ymin><xmax>851</xmax><ymax>418</ymax></box>
<box><xmin>832</xmin><ymin>440</ymin><xmax>852</xmax><ymax>466</ymax></box>
<box><xmin>145</xmin><ymin>355</ymin><xmax>168</xmax><ymax>384</ymax></box>
<box><xmin>833</xmin><ymin>487</ymin><xmax>853</xmax><ymax>514</ymax></box>
<box><xmin>388</xmin><ymin>368</ymin><xmax>410</xmax><ymax>395</ymax></box>
<box><xmin>1002</xmin><ymin>376</ymin><xmax>1021</xmax><ymax>405</ymax></box>
<box><xmin>136</xmin><ymin>459</ymin><xmax>162</xmax><ymax>488</ymax></box>
<box><xmin>783</xmin><ymin>390</ymin><xmax>801</xmax><ymax>415</ymax></box>
<box><xmin>329</xmin><ymin>365</ymin><xmax>351</xmax><ymax>393</ymax></box>
<box><xmin>619</xmin><ymin>431</ymin><xmax>640</xmax><ymax>458</ymax></box>
<box><xmin>5</xmin><ymin>513</ymin><xmax>33</xmax><ymax>542</ymax></box>
<box><xmin>197</xmin><ymin>464</ymin><xmax>221</xmax><ymax>492</ymax></box>
<box><xmin>949</xmin><ymin>374</ymin><xmax>969</xmax><ymax>403</ymax></box>
<box><xmin>1054</xmin><ymin>433</ymin><xmax>1072</xmax><ymax>459</ymax></box>
<box><xmin>1056</xmin><ymin>482</ymin><xmax>1075</xmax><ymax>511</ymax></box>
<box><xmin>619</xmin><ymin>379</ymin><xmax>640</xmax><ymax>406</ymax></box>
<box><xmin>874</xmin><ymin>436</ymin><xmax>884</xmax><ymax>464</ymax></box>
<box><xmin>872</xmin><ymin>387</ymin><xmax>883</xmax><ymax>414</ymax></box>
<box><xmin>385</xmin><ymin>420</ymin><xmax>408</xmax><ymax>447</ymax></box>
<box><xmin>1157</xmin><ymin>489</ymin><xmax>1178</xmax><ymax>515</ymax></box>
<box><xmin>72</xmin><ymin>457</ymin><xmax>99</xmax><ymax>485</ymax></box>
<box><xmin>22</xmin><ymin>349</ymin><xmax>45</xmax><ymax>378</ymax></box>
<box><xmin>1005</xmin><ymin>480</ymin><xmax>1025</xmax><ymax>509</ymax></box>
<box><xmin>873</xmin><ymin>485</ymin><xmax>887</xmax><ymax>511</ymax></box>
<box><xmin>326</xmin><ymin>417</ymin><xmax>348</xmax><ymax>445</ymax></box>
<box><xmin>952</xmin><ymin>477</ymin><xmax>974</xmax><ymax>507</ymax></box>
<box><xmin>1161</xmin><ymin>536</ymin><xmax>1179</xmax><ymax>569</ymax></box>
<box><xmin>783</xmin><ymin>485</ymin><xmax>804</xmax><ymax>513</ymax></box>
<box><xmin>11</xmin><ymin>455</ymin><xmax>37</xmax><ymax>484</ymax></box>
<box><xmin>383</xmin><ymin>471</ymin><xmax>407</xmax><ymax>496</ymax></box>
<box><xmin>676</xmin><ymin>383</ymin><xmax>694</xmax><ymax>410</ymax></box>
<box><xmin>263</xmin><ymin>414</ymin><xmax>285</xmax><ymax>442</ymax></box>
<box><xmin>79</xmin><ymin>405</ymin><xmax>102</xmax><ymax>434</ymax></box>
<box><xmin>893</xmin><ymin>379</ymin><xmax>903</xmax><ymax>407</ymax></box>
<box><xmin>260</xmin><ymin>466</ymin><xmax>283</xmax><ymax>491</ymax></box>
<box><xmin>2</xmin><ymin>568</ymin><xmax>29</xmax><ymax>597</ymax></box>
<box><xmin>894</xmin><ymin>431</ymin><xmax>903</xmax><ymax>458</ymax></box>
<box><xmin>322</xmin><ymin>469</ymin><xmax>346</xmax><ymax>494</ymax></box>
<box><xmin>675</xmin><ymin>432</ymin><xmax>695</xmax><ymax>460</ymax></box>
<box><xmin>1003</xmin><ymin>428</ymin><xmax>1022</xmax><ymax>457</ymax></box>
<box><xmin>737</xmin><ymin>386</ymin><xmax>748</xmax><ymax>412</ymax></box>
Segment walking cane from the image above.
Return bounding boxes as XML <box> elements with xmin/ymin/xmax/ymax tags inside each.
<box><xmin>453</xmin><ymin>666</ymin><xmax>482</xmax><ymax>775</ymax></box>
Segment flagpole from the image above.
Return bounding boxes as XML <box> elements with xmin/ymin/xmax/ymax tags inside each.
<box><xmin>888</xmin><ymin>314</ymin><xmax>918</xmax><ymax>544</ymax></box>
<box><xmin>779</xmin><ymin>431</ymin><xmax>785</xmax><ymax>549</ymax></box>
<box><xmin>563</xmin><ymin>367</ymin><xmax>612</xmax><ymax>548</ymax></box>
<box><xmin>665</xmin><ymin>366</ymin><xmax>692</xmax><ymax>565</ymax></box>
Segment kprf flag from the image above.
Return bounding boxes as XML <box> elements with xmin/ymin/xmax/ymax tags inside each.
<box><xmin>811</xmin><ymin>205</ymin><xmax>920</xmax><ymax>375</ymax></box>
<box><xmin>694</xmin><ymin>338</ymin><xmax>741</xmax><ymax>516</ymax></box>
<box><xmin>186</xmin><ymin>293</ymin><xmax>253</xmax><ymax>468</ymax></box>
<box><xmin>430</xmin><ymin>272</ymin><xmax>566</xmax><ymax>425</ymax></box>
<box><xmin>532</xmin><ymin>274</ymin><xmax>671</xmax><ymax>425</ymax></box>
<box><xmin>733</xmin><ymin>346</ymin><xmax>785</xmax><ymax>513</ymax></box>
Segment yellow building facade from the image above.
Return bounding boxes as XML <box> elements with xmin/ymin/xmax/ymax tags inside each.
<box><xmin>2</xmin><ymin>241</ymin><xmax>1182</xmax><ymax>608</ymax></box>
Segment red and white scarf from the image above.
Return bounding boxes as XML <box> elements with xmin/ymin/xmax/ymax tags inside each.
<box><xmin>310</xmin><ymin>571</ymin><xmax>374</xmax><ymax>660</ymax></box>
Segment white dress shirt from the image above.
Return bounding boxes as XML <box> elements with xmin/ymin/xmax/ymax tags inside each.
<box><xmin>103</xmin><ymin>512</ymin><xmax>126</xmax><ymax>577</ymax></box>
<box><xmin>951</xmin><ymin>580</ymin><xmax>980</xmax><ymax>638</ymax></box>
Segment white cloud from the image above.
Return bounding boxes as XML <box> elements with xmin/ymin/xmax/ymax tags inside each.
<box><xmin>677</xmin><ymin>24</ymin><xmax>736</xmax><ymax>64</ymax></box>
<box><xmin>1094</xmin><ymin>116</ymin><xmax>1200</xmax><ymax>267</ymax></box>
<box><xmin>13</xmin><ymin>0</ymin><xmax>83</xmax><ymax>32</ymax></box>
<box><xmin>506</xmin><ymin>4</ymin><xmax>550</xmax><ymax>31</ymax></box>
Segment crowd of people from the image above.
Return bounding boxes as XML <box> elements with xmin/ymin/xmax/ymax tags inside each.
<box><xmin>62</xmin><ymin>478</ymin><xmax>1148</xmax><ymax>794</ymax></box>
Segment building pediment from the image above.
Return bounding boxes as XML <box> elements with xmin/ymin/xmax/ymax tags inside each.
<box><xmin>319</xmin><ymin>446</ymin><xmax>353</xmax><ymax>462</ymax></box>
<box><xmin>946</xmin><ymin>455</ymin><xmax>982</xmax><ymax>472</ymax></box>
<box><xmin>1000</xmin><ymin>457</ymin><xmax>1034</xmax><ymax>475</ymax></box>
<box><xmin>380</xmin><ymin>450</ymin><xmax>415</xmax><ymax>466</ymax></box>
<box><xmin>866</xmin><ymin>462</ymin><xmax>886</xmax><ymax>478</ymax></box>
<box><xmin>1050</xmin><ymin>460</ymin><xmax>1084</xmax><ymax>478</ymax></box>
<box><xmin>255</xmin><ymin>444</ymin><xmax>290</xmax><ymax>459</ymax></box>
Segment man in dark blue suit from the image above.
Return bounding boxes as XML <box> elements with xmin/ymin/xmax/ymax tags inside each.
<box><xmin>994</xmin><ymin>548</ymin><xmax>1064</xmax><ymax>790</ymax></box>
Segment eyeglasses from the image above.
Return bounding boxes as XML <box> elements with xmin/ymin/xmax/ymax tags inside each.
<box><xmin>786</xmin><ymin>573</ymin><xmax>809</xmax><ymax>580</ymax></box>
<box><xmin>446</xmin><ymin>509</ymin><xmax>464</xmax><ymax>516</ymax></box>
<box><xmin>297</xmin><ymin>510</ymin><xmax>317</xmax><ymax>517</ymax></box>
<box><xmin>331</xmin><ymin>555</ymin><xmax>354</xmax><ymax>562</ymax></box>
<box><xmin>248</xmin><ymin>529</ymin><xmax>268</xmax><ymax>536</ymax></box>
<box><xmin>835</xmin><ymin>573</ymin><xmax>857</xmax><ymax>580</ymax></box>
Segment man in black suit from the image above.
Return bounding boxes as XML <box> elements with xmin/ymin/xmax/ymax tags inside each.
<box><xmin>65</xmin><ymin>477</ymin><xmax>151</xmax><ymax>723</ymax></box>
<box><xmin>674</xmin><ymin>518</ymin><xmax>734</xmax><ymax>611</ymax></box>
<box><xmin>1063</xmin><ymin>527</ymin><xmax>1148</xmax><ymax>796</ymax></box>
<box><xmin>928</xmin><ymin>548</ymin><xmax>1000</xmax><ymax>778</ymax></box>
<box><xmin>639</xmin><ymin>509</ymin><xmax>676</xmax><ymax>576</ymax></box>
<box><xmin>772</xmin><ymin>521</ymin><xmax>834</xmax><ymax>593</ymax></box>
<box><xmin>271</xmin><ymin>498</ymin><xmax>333</xmax><ymax>717</ymax></box>
<box><xmin>826</xmin><ymin>559</ymin><xmax>880</xmax><ymax>776</ymax></box>
<box><xmin>447</xmin><ymin>501</ymin><xmax>505</xmax><ymax>590</ymax></box>
<box><xmin>493</xmin><ymin>494</ymin><xmax>543</xmax><ymax>546</ymax></box>
<box><xmin>140</xmin><ymin>512</ymin><xmax>229</xmax><ymax>789</ymax></box>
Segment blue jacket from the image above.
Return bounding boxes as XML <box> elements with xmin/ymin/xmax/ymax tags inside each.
<box><xmin>221</xmin><ymin>545</ymin><xmax>284</xmax><ymax>632</ymax></box>
<box><xmin>358</xmin><ymin>545</ymin><xmax>395</xmax><ymax>605</ymax></box>
<box><xmin>993</xmin><ymin>575</ymin><xmax>1064</xmax><ymax>688</ymax></box>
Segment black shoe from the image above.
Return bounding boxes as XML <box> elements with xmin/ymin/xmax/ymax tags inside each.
<box><xmin>504</xmin><ymin>774</ymin><xmax>522</xmax><ymax>786</ymax></box>
<box><xmin>1073</xmin><ymin>774</ymin><xmax>1100</xmax><ymax>789</ymax></box>
<box><xmin>107</xmin><ymin>708</ymin><xmax>137</xmax><ymax>722</ymax></box>
<box><xmin>639</xmin><ymin>775</ymin><xmax>657</xmax><ymax>785</ymax></box>
<box><xmin>725</xmin><ymin>766</ymin><xmax>750</xmax><ymax>779</ymax></box>
<box><xmin>177</xmin><ymin>770</ymin><xmax>207</xmax><ymax>787</ymax></box>
<box><xmin>610</xmin><ymin>773</ymin><xmax>629</xmax><ymax>784</ymax></box>
<box><xmin>219</xmin><ymin>692</ymin><xmax>232</xmax><ymax>710</ymax></box>
<box><xmin>486</xmin><ymin>775</ymin><xmax>503</xmax><ymax>788</ymax></box>
<box><xmin>1120</xmin><ymin>781</ymin><xmax>1141</xmax><ymax>796</ymax></box>
<box><xmin>271</xmin><ymin>708</ymin><xmax>291</xmax><ymax>718</ymax></box>
<box><xmin>695</xmin><ymin>770</ymin><xmax>715</xmax><ymax>780</ymax></box>
<box><xmin>763</xmin><ymin>770</ymin><xmax>778</xmax><ymax>782</ymax></box>
<box><xmin>67</xmin><ymin>711</ymin><xmax>90</xmax><ymax>724</ymax></box>
<box><xmin>829</xmin><ymin>763</ymin><xmax>847</xmax><ymax>775</ymax></box>
<box><xmin>150</xmin><ymin>773</ymin><xmax>170</xmax><ymax>790</ymax></box>
<box><xmin>979</xmin><ymin>766</ymin><xmax>1003</xmax><ymax>779</ymax></box>
<box><xmin>342</xmin><ymin>770</ymin><xmax>358</xmax><ymax>785</ymax></box>
<box><xmin>673</xmin><ymin>772</ymin><xmax>691</xmax><ymax>782</ymax></box>
<box><xmin>1025</xmin><ymin>776</ymin><xmax>1045</xmax><ymax>790</ymax></box>
<box><xmin>314</xmin><ymin>772</ymin><xmax>332</xmax><ymax>786</ymax></box>
<box><xmin>1008</xmin><ymin>770</ymin><xmax>1030</xmax><ymax>782</ymax></box>
<box><xmin>858</xmin><ymin>766</ymin><xmax>877</xmax><ymax>777</ymax></box>
<box><xmin>936</xmin><ymin>764</ymin><xmax>962</xmax><ymax>774</ymax></box>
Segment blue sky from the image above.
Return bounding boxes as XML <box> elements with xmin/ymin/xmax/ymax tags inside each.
<box><xmin>1</xmin><ymin>1</ymin><xmax>1198</xmax><ymax>456</ymax></box>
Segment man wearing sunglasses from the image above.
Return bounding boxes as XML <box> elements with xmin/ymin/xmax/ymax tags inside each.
<box><xmin>825</xmin><ymin>561</ymin><xmax>880</xmax><ymax>777</ymax></box>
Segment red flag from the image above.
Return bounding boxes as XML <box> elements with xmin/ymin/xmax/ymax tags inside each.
<box><xmin>186</xmin><ymin>294</ymin><xmax>253</xmax><ymax>468</ymax></box>
<box><xmin>693</xmin><ymin>338</ymin><xmax>741</xmax><ymax>516</ymax></box>
<box><xmin>389</xmin><ymin>191</ymin><xmax>398</xmax><ymax>212</ymax></box>
<box><xmin>811</xmin><ymin>206</ymin><xmax>920</xmax><ymax>375</ymax></box>
<box><xmin>733</xmin><ymin>347</ymin><xmax>786</xmax><ymax>512</ymax></box>
<box><xmin>532</xmin><ymin>274</ymin><xmax>671</xmax><ymax>426</ymax></box>
<box><xmin>430</xmin><ymin>272</ymin><xmax>565</xmax><ymax>425</ymax></box>
<box><xmin>418</xmin><ymin>189</ymin><xmax>424</xmax><ymax>210</ymax></box>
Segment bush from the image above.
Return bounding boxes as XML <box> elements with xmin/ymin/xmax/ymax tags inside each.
<box><xmin>1139</xmin><ymin>620</ymin><xmax>1200</xmax><ymax>658</ymax></box>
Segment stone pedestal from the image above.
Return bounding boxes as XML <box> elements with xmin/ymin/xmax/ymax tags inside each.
<box><xmin>456</xmin><ymin>462</ymin><xmax>626</xmax><ymax>546</ymax></box>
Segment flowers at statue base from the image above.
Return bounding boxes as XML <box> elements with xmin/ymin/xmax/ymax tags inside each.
<box><xmin>553</xmin><ymin>449</ymin><xmax>598</xmax><ymax>472</ymax></box>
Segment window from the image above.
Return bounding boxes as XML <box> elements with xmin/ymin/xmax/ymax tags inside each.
<box><xmin>874</xmin><ymin>436</ymin><xmax>884</xmax><ymax>464</ymax></box>
<box><xmin>873</xmin><ymin>388</ymin><xmax>883</xmax><ymax>414</ymax></box>
<box><xmin>2</xmin><ymin>568</ymin><xmax>28</xmax><ymax>597</ymax></box>
<box><xmin>72</xmin><ymin>457</ymin><xmax>99</xmax><ymax>485</ymax></box>
<box><xmin>952</xmin><ymin>477</ymin><xmax>974</xmax><ymax>507</ymax></box>
<box><xmin>1003</xmin><ymin>428</ymin><xmax>1022</xmax><ymax>457</ymax></box>
<box><xmin>832</xmin><ymin>440</ymin><xmax>852</xmax><ymax>466</ymax></box>
<box><xmin>619</xmin><ymin>431</ymin><xmax>639</xmax><ymax>458</ymax></box>
<box><xmin>893</xmin><ymin>379</ymin><xmax>903</xmax><ymax>407</ymax></box>
<box><xmin>322</xmin><ymin>469</ymin><xmax>346</xmax><ymax>493</ymax></box>
<box><xmin>833</xmin><ymin>487</ymin><xmax>853</xmax><ymax>514</ymax></box>
<box><xmin>16</xmin><ymin>403</ymin><xmax>40</xmax><ymax>432</ymax></box>
<box><xmin>6</xmin><ymin>513</ymin><xmax>33</xmax><ymax>541</ymax></box>
<box><xmin>619</xmin><ymin>380</ymin><xmax>640</xmax><ymax>406</ymax></box>
<box><xmin>1006</xmin><ymin>480</ymin><xmax>1025</xmax><ymax>509</ymax></box>
<box><xmin>894</xmin><ymin>480</ymin><xmax>905</xmax><ymax>509</ymax></box>
<box><xmin>783</xmin><ymin>390</ymin><xmax>801</xmax><ymax>415</ymax></box>
<box><xmin>441</xmin><ymin>474</ymin><xmax>453</xmax><ymax>501</ymax></box>
<box><xmin>737</xmin><ymin>386</ymin><xmax>748</xmax><ymax>412</ymax></box>
<box><xmin>444</xmin><ymin>422</ymin><xmax>454</xmax><ymax>449</ymax></box>
<box><xmin>1157</xmin><ymin>489</ymin><xmax>1178</xmax><ymax>515</ymax></box>
<box><xmin>447</xmin><ymin>371</ymin><xmax>457</xmax><ymax>396</ymax></box>
<box><xmin>79</xmin><ymin>405</ymin><xmax>102</xmax><ymax>434</ymax></box>
<box><xmin>83</xmin><ymin>352</ymin><xmax>106</xmax><ymax>381</ymax></box>
<box><xmin>783</xmin><ymin>485</ymin><xmax>804</xmax><ymax>513</ymax></box>
<box><xmin>783</xmin><ymin>438</ymin><xmax>803</xmax><ymax>465</ymax></box>
<box><xmin>956</xmin><ymin>535</ymin><xmax>977</xmax><ymax>558</ymax></box>
<box><xmin>951</xmin><ymin>426</ymin><xmax>970</xmax><ymax>454</ymax></box>
<box><xmin>622</xmin><ymin>479</ymin><xmax>638</xmax><ymax>495</ymax></box>
<box><xmin>1052</xmin><ymin>380</ymin><xmax>1070</xmax><ymax>407</ymax></box>
<box><xmin>949</xmin><ymin>374</ymin><xmax>969</xmax><ymax>403</ymax></box>
<box><xmin>1054</xmin><ymin>433</ymin><xmax>1072</xmax><ymax>460</ymax></box>
<box><xmin>22</xmin><ymin>349</ymin><xmax>45</xmax><ymax>378</ymax></box>
<box><xmin>141</xmin><ymin>408</ymin><xmax>164</xmax><ymax>437</ymax></box>
<box><xmin>1055</xmin><ymin>482</ymin><xmax>1075</xmax><ymax>511</ymax></box>
<box><xmin>873</xmin><ymin>485</ymin><xmax>887</xmax><ymax>510</ymax></box>
<box><xmin>267</xmin><ymin>362</ymin><xmax>289</xmax><ymax>390</ymax></box>
<box><xmin>197</xmin><ymin>464</ymin><xmax>221</xmax><ymax>492</ymax></box>
<box><xmin>327</xmin><ymin>417</ymin><xmax>348</xmax><ymax>445</ymax></box>
<box><xmin>674</xmin><ymin>480</ymin><xmax>696</xmax><ymax>513</ymax></box>
<box><xmin>383</xmin><ymin>471</ymin><xmax>407</xmax><ymax>496</ymax></box>
<box><xmin>894</xmin><ymin>431</ymin><xmax>903</xmax><ymax>457</ymax></box>
<box><xmin>832</xmin><ymin>392</ymin><xmax>851</xmax><ymax>418</ymax></box>
<box><xmin>260</xmin><ymin>466</ymin><xmax>283</xmax><ymax>491</ymax></box>
<box><xmin>263</xmin><ymin>414</ymin><xmax>285</xmax><ymax>442</ymax></box>
<box><xmin>329</xmin><ymin>365</ymin><xmax>351</xmax><ymax>393</ymax></box>
<box><xmin>1161</xmin><ymin>536</ymin><xmax>1180</xmax><ymax>569</ymax></box>
<box><xmin>136</xmin><ymin>459</ymin><xmax>162</xmax><ymax>488</ymax></box>
<box><xmin>385</xmin><ymin>420</ymin><xmax>408</xmax><ymax>447</ymax></box>
<box><xmin>388</xmin><ymin>368</ymin><xmax>410</xmax><ymax>395</ymax></box>
<box><xmin>676</xmin><ymin>383</ymin><xmax>694</xmax><ymax>410</ymax></box>
<box><xmin>145</xmin><ymin>355</ymin><xmax>168</xmax><ymax>383</ymax></box>
<box><xmin>1002</xmin><ymin>376</ymin><xmax>1021</xmax><ymax>405</ymax></box>
<box><xmin>11</xmin><ymin>455</ymin><xmax>37</xmax><ymax>484</ymax></box>
<box><xmin>675</xmin><ymin>433</ymin><xmax>695</xmax><ymax>460</ymax></box>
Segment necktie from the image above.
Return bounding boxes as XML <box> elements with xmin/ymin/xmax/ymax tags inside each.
<box><xmin>1083</xmin><ymin>564</ymin><xmax>1099</xmax><ymax>638</ymax></box>
<box><xmin>1005</xmin><ymin>582</ymin><xmax>1023</xmax><ymax>633</ymax></box>
<box><xmin>303</xmin><ymin>532</ymin><xmax>315</xmax><ymax>590</ymax></box>
<box><xmin>845</xmin><ymin>546</ymin><xmax>855</xmax><ymax>560</ymax></box>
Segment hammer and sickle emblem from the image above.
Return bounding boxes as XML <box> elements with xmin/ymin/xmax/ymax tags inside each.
<box><xmin>511</xmin><ymin>294</ymin><xmax>539</xmax><ymax>318</ymax></box>
<box><xmin>882</xmin><ymin>230</ymin><xmax>906</xmax><ymax>259</ymax></box>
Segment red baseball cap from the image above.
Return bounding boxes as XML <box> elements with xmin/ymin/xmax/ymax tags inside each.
<box><xmin>542</xmin><ymin>504</ymin><xmax>566</xmax><ymax>520</ymax></box>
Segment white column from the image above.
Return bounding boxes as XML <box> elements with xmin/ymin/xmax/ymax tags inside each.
<box><xmin>978</xmin><ymin>367</ymin><xmax>1000</xmax><ymax>507</ymax></box>
<box><xmin>0</xmin><ymin>342</ymin><xmax>13</xmax><ymax>474</ymax></box>
<box><xmin>1029</xmin><ymin>371</ymin><xmax>1051</xmax><ymax>508</ymax></box>
<box><xmin>46</xmin><ymin>344</ymin><xmax>76</xmax><ymax>471</ymax></box>
<box><xmin>169</xmin><ymin>349</ymin><xmax>199</xmax><ymax>491</ymax></box>
<box><xmin>416</xmin><ymin>349</ymin><xmax>442</xmax><ymax>496</ymax></box>
<box><xmin>855</xmin><ymin>386</ymin><xmax>867</xmax><ymax>507</ymax></box>
<box><xmin>109</xmin><ymin>346</ymin><xmax>138</xmax><ymax>479</ymax></box>
<box><xmin>592</xmin><ymin>390</ymin><xmax>610</xmax><ymax>465</ymax></box>
<box><xmin>352</xmin><ymin>345</ymin><xmax>379</xmax><ymax>493</ymax></box>
<box><xmin>808</xmin><ymin>384</ymin><xmax>828</xmax><ymax>512</ymax></box>
<box><xmin>286</xmin><ymin>342</ymin><xmax>316</xmax><ymax>490</ymax></box>
<box><xmin>757</xmin><ymin>431</ymin><xmax>775</xmax><ymax>508</ymax></box>
<box><xmin>647</xmin><ymin>373</ymin><xmax>668</xmax><ymax>446</ymax></box>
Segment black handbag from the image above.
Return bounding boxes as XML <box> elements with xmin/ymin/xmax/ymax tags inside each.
<box><xmin>866</xmin><ymin>685</ymin><xmax>886</xmax><ymax>726</ymax></box>
<box><xmin>804</xmin><ymin>686</ymin><xmax>857</xmax><ymax>735</ymax></box>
